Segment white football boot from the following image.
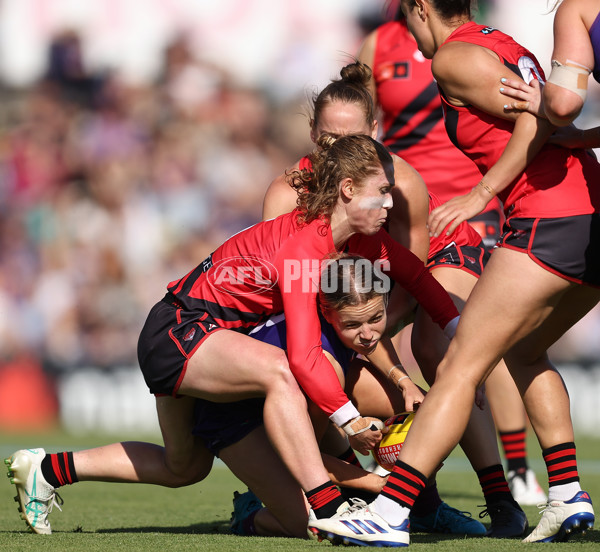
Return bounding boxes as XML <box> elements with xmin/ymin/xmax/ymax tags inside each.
<box><xmin>308</xmin><ymin>498</ymin><xmax>410</xmax><ymax>547</ymax></box>
<box><xmin>508</xmin><ymin>468</ymin><xmax>547</xmax><ymax>506</ymax></box>
<box><xmin>5</xmin><ymin>448</ymin><xmax>63</xmax><ymax>534</ymax></box>
<box><xmin>523</xmin><ymin>490</ymin><xmax>594</xmax><ymax>543</ymax></box>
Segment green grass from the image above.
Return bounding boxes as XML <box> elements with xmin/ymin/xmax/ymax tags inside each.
<box><xmin>1</xmin><ymin>430</ymin><xmax>599</xmax><ymax>551</ymax></box>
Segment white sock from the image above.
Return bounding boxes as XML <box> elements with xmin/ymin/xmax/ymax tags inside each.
<box><xmin>548</xmin><ymin>482</ymin><xmax>582</xmax><ymax>502</ymax></box>
<box><xmin>370</xmin><ymin>495</ymin><xmax>410</xmax><ymax>526</ymax></box>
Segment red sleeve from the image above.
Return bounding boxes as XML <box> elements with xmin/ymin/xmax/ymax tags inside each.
<box><xmin>273</xmin><ymin>230</ymin><xmax>358</xmax><ymax>422</ymax></box>
<box><xmin>348</xmin><ymin>230</ymin><xmax>459</xmax><ymax>328</ymax></box>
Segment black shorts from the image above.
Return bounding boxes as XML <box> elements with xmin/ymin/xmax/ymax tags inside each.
<box><xmin>469</xmin><ymin>210</ymin><xmax>503</xmax><ymax>252</ymax></box>
<box><xmin>192</xmin><ymin>398</ymin><xmax>264</xmax><ymax>456</ymax></box>
<box><xmin>137</xmin><ymin>294</ymin><xmax>226</xmax><ymax>396</ymax></box>
<box><xmin>499</xmin><ymin>215</ymin><xmax>600</xmax><ymax>287</ymax></box>
<box><xmin>426</xmin><ymin>244</ymin><xmax>489</xmax><ymax>278</ymax></box>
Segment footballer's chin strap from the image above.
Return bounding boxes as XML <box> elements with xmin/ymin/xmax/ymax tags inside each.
<box><xmin>547</xmin><ymin>59</ymin><xmax>591</xmax><ymax>102</ymax></box>
<box><xmin>341</xmin><ymin>416</ymin><xmax>384</xmax><ymax>436</ymax></box>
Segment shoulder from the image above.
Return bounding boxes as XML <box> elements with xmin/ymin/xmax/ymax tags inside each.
<box><xmin>263</xmin><ymin>159</ymin><xmax>303</xmax><ymax>220</ymax></box>
<box><xmin>433</xmin><ymin>41</ymin><xmax>499</xmax><ymax>83</ymax></box>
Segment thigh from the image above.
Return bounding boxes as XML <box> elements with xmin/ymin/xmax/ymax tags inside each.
<box><xmin>180</xmin><ymin>330</ymin><xmax>290</xmax><ymax>400</ymax></box>
<box><xmin>411</xmin><ymin>266</ymin><xmax>477</xmax><ymax>382</ymax></box>
<box><xmin>446</xmin><ymin>247</ymin><xmax>573</xmax><ymax>384</ymax></box>
<box><xmin>505</xmin><ymin>282</ymin><xmax>600</xmax><ymax>369</ymax></box>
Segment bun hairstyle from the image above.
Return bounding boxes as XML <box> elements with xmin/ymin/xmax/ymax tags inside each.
<box><xmin>289</xmin><ymin>133</ymin><xmax>393</xmax><ymax>225</ymax></box>
<box><xmin>310</xmin><ymin>60</ymin><xmax>376</xmax><ymax>130</ymax></box>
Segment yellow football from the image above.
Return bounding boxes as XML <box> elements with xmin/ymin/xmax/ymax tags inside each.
<box><xmin>371</xmin><ymin>412</ymin><xmax>415</xmax><ymax>471</ymax></box>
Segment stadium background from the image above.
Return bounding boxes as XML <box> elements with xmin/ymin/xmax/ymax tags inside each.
<box><xmin>0</xmin><ymin>0</ymin><xmax>598</xmax><ymax>438</ymax></box>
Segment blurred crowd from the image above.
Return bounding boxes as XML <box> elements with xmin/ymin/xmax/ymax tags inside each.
<box><xmin>0</xmin><ymin>3</ymin><xmax>599</xmax><ymax>395</ymax></box>
<box><xmin>0</xmin><ymin>30</ymin><xmax>316</xmax><ymax>375</ymax></box>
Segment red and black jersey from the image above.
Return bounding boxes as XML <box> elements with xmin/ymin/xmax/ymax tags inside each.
<box><xmin>440</xmin><ymin>22</ymin><xmax>600</xmax><ymax>219</ymax></box>
<box><xmin>372</xmin><ymin>21</ymin><xmax>503</xmax><ymax>218</ymax></box>
<box><xmin>167</xmin><ymin>211</ymin><xmax>458</xmax><ymax>423</ymax></box>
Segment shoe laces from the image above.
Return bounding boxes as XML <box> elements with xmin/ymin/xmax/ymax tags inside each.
<box><xmin>478</xmin><ymin>502</ymin><xmax>516</xmax><ymax>525</ymax></box>
<box><xmin>27</xmin><ymin>491</ymin><xmax>63</xmax><ymax>522</ymax></box>
<box><xmin>341</xmin><ymin>498</ymin><xmax>369</xmax><ymax>517</ymax></box>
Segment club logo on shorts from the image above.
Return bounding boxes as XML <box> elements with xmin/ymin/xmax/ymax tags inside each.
<box><xmin>183</xmin><ymin>327</ymin><xmax>196</xmax><ymax>341</ymax></box>
<box><xmin>207</xmin><ymin>256</ymin><xmax>278</xmax><ymax>296</ymax></box>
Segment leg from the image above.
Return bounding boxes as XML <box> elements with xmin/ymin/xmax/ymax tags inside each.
<box><xmin>221</xmin><ymin>426</ymin><xmax>309</xmax><ymax>538</ymax></box>
<box><xmin>411</xmin><ymin>266</ymin><xmax>506</xmax><ymax>472</ymax></box>
<box><xmin>180</xmin><ymin>330</ymin><xmax>332</xmax><ymax>494</ymax></box>
<box><xmin>486</xmin><ymin>363</ymin><xmax>547</xmax><ymax>505</ymax></box>
<box><xmin>411</xmin><ymin>265</ymin><xmax>527</xmax><ymax>537</ymax></box>
<box><xmin>75</xmin><ymin>396</ymin><xmax>213</xmax><ymax>486</ymax></box>
<box><xmin>4</xmin><ymin>395</ymin><xmax>215</xmax><ymax>534</ymax></box>
<box><xmin>375</xmin><ymin>250</ymin><xmax>594</xmax><ymax>530</ymax></box>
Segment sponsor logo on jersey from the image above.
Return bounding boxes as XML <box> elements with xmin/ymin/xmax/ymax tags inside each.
<box><xmin>378</xmin><ymin>61</ymin><xmax>410</xmax><ymax>81</ymax></box>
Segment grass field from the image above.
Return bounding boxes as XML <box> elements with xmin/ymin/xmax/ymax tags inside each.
<box><xmin>1</xmin><ymin>429</ymin><xmax>598</xmax><ymax>551</ymax></box>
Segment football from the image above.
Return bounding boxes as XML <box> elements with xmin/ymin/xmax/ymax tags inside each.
<box><xmin>371</xmin><ymin>412</ymin><xmax>415</xmax><ymax>471</ymax></box>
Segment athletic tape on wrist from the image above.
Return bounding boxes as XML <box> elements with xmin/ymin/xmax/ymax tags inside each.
<box><xmin>343</xmin><ymin>416</ymin><xmax>384</xmax><ymax>436</ymax></box>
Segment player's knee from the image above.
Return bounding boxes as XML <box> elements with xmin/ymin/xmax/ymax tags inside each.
<box><xmin>264</xmin><ymin>350</ymin><xmax>299</xmax><ymax>391</ymax></box>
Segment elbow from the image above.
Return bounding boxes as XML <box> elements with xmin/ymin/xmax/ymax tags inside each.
<box><xmin>543</xmin><ymin>86</ymin><xmax>584</xmax><ymax>127</ymax></box>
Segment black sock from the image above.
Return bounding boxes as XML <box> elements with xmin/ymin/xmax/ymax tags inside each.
<box><xmin>477</xmin><ymin>464</ymin><xmax>519</xmax><ymax>508</ymax></box>
<box><xmin>411</xmin><ymin>481</ymin><xmax>443</xmax><ymax>517</ymax></box>
<box><xmin>337</xmin><ymin>447</ymin><xmax>362</xmax><ymax>468</ymax></box>
<box><xmin>499</xmin><ymin>429</ymin><xmax>528</xmax><ymax>473</ymax></box>
<box><xmin>306</xmin><ymin>482</ymin><xmax>345</xmax><ymax>519</ymax></box>
<box><xmin>41</xmin><ymin>452</ymin><xmax>78</xmax><ymax>488</ymax></box>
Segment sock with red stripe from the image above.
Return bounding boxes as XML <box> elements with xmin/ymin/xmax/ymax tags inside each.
<box><xmin>337</xmin><ymin>447</ymin><xmax>362</xmax><ymax>468</ymax></box>
<box><xmin>41</xmin><ymin>452</ymin><xmax>78</xmax><ymax>488</ymax></box>
<box><xmin>543</xmin><ymin>442</ymin><xmax>582</xmax><ymax>501</ymax></box>
<box><xmin>306</xmin><ymin>481</ymin><xmax>345</xmax><ymax>519</ymax></box>
<box><xmin>477</xmin><ymin>464</ymin><xmax>519</xmax><ymax>507</ymax></box>
<box><xmin>499</xmin><ymin>428</ymin><xmax>528</xmax><ymax>473</ymax></box>
<box><xmin>371</xmin><ymin>460</ymin><xmax>427</xmax><ymax>525</ymax></box>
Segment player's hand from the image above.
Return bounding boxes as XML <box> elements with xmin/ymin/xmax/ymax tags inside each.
<box><xmin>398</xmin><ymin>379</ymin><xmax>425</xmax><ymax>413</ymax></box>
<box><xmin>348</xmin><ymin>428</ymin><xmax>383</xmax><ymax>455</ymax></box>
<box><xmin>343</xmin><ymin>416</ymin><xmax>384</xmax><ymax>455</ymax></box>
<box><xmin>427</xmin><ymin>187</ymin><xmax>489</xmax><ymax>238</ymax></box>
<box><xmin>500</xmin><ymin>76</ymin><xmax>544</xmax><ymax>117</ymax></box>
